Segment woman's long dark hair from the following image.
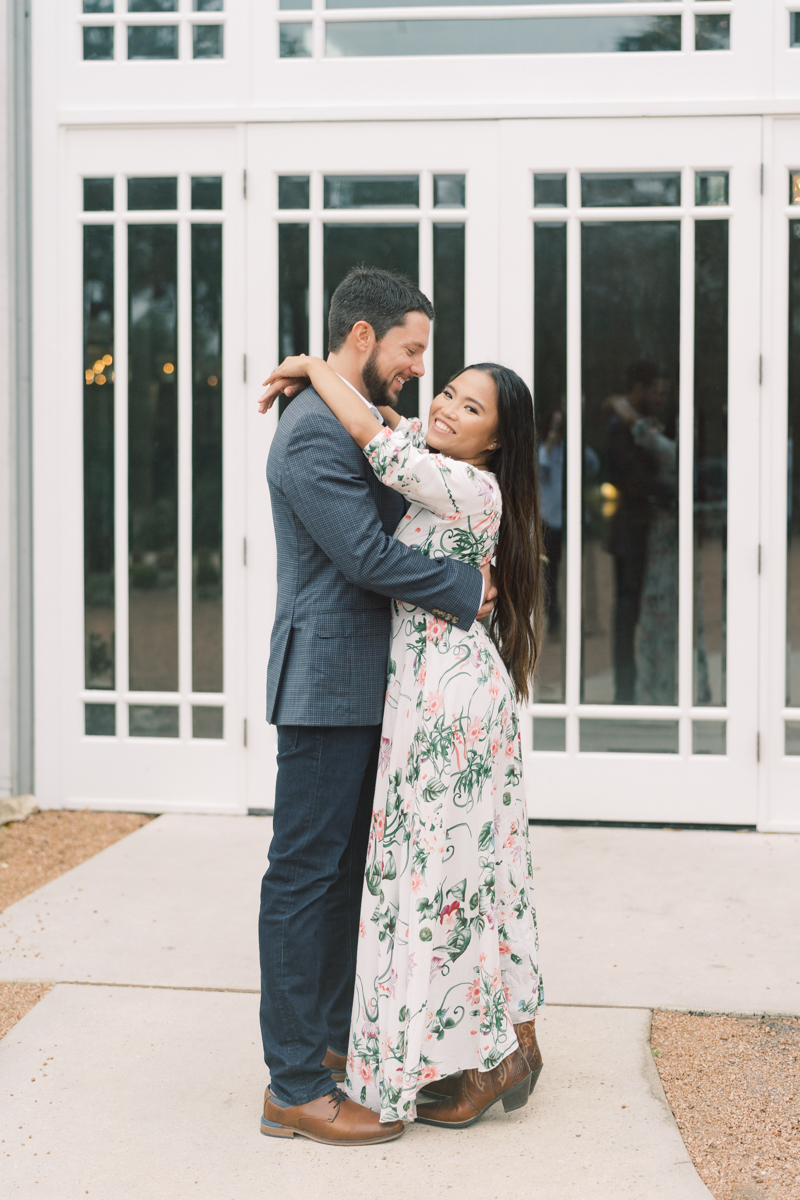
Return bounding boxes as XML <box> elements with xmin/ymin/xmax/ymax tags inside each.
<box><xmin>450</xmin><ymin>364</ymin><xmax>545</xmax><ymax>703</ymax></box>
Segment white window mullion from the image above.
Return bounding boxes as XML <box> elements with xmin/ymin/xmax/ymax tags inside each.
<box><xmin>113</xmin><ymin>203</ymin><xmax>129</xmax><ymax>737</ymax></box>
<box><xmin>177</xmin><ymin>211</ymin><xmax>194</xmax><ymax>739</ymax></box>
<box><xmin>678</xmin><ymin>180</ymin><xmax>696</xmax><ymax>754</ymax></box>
<box><xmin>419</xmin><ymin>171</ymin><xmax>434</xmax><ymax>428</ymax></box>
<box><xmin>564</xmin><ymin>170</ymin><xmax>582</xmax><ymax>755</ymax></box>
<box><xmin>309</xmin><ymin>173</ymin><xmax>324</xmax><ymax>357</ymax></box>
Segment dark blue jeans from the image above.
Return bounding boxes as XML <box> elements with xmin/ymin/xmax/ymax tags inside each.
<box><xmin>258</xmin><ymin>724</ymin><xmax>382</xmax><ymax>1107</ymax></box>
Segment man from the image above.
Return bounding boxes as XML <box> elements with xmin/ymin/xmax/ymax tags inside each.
<box><xmin>257</xmin><ymin>267</ymin><xmax>495</xmax><ymax>1145</ymax></box>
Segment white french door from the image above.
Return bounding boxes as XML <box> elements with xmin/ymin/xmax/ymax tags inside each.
<box><xmin>760</xmin><ymin>118</ymin><xmax>800</xmax><ymax>833</ymax></box>
<box><xmin>500</xmin><ymin>117</ymin><xmax>762</xmax><ymax>824</ymax></box>
<box><xmin>36</xmin><ymin>126</ymin><xmax>248</xmax><ymax>812</ymax></box>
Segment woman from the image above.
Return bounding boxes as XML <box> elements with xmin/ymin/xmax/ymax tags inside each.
<box><xmin>261</xmin><ymin>356</ymin><xmax>545</xmax><ymax>1128</ymax></box>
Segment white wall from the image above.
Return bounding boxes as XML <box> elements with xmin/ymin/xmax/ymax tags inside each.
<box><xmin>0</xmin><ymin>0</ymin><xmax>13</xmax><ymax>800</ymax></box>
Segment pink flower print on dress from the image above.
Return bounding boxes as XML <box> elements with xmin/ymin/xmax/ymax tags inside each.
<box><xmin>359</xmin><ymin>918</ymin><xmax>366</xmax><ymax>939</ymax></box>
<box><xmin>430</xmin><ymin>954</ymin><xmax>447</xmax><ymax>981</ymax></box>
<box><xmin>379</xmin><ymin>968</ymin><xmax>398</xmax><ymax>999</ymax></box>
<box><xmin>378</xmin><ymin>736</ymin><xmax>392</xmax><ymax>775</ymax></box>
<box><xmin>425</xmin><ymin>691</ymin><xmax>444</xmax><ymax>718</ymax></box>
<box><xmin>490</xmin><ymin>738</ymin><xmax>500</xmax><ymax>757</ymax></box>
<box><xmin>411</xmin><ymin>871</ymin><xmax>423</xmax><ymax>893</ymax></box>
<box><xmin>466</xmin><ymin>718</ymin><xmax>483</xmax><ymax>747</ymax></box>
<box><xmin>505</xmin><ymin>741</ymin><xmax>515</xmax><ymax>758</ymax></box>
<box><xmin>439</xmin><ymin>900</ymin><xmax>460</xmax><ymax>932</ymax></box>
<box><xmin>466</xmin><ymin>978</ymin><xmax>481</xmax><ymax>1006</ymax></box>
<box><xmin>427</xmin><ymin>619</ymin><xmax>446</xmax><ymax>644</ymax></box>
<box><xmin>419</xmin><ymin>1064</ymin><xmax>439</xmax><ymax>1084</ymax></box>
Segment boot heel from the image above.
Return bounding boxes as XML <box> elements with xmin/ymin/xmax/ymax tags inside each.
<box><xmin>260</xmin><ymin>1118</ymin><xmax>296</xmax><ymax>1138</ymax></box>
<box><xmin>501</xmin><ymin>1076</ymin><xmax>531</xmax><ymax>1114</ymax></box>
<box><xmin>529</xmin><ymin>1066</ymin><xmax>543</xmax><ymax>1096</ymax></box>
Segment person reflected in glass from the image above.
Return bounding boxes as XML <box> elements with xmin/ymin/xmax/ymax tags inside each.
<box><xmin>606</xmin><ymin>361</ymin><xmax>676</xmax><ymax>704</ymax></box>
<box><xmin>538</xmin><ymin>409</ymin><xmax>564</xmax><ymax>637</ymax></box>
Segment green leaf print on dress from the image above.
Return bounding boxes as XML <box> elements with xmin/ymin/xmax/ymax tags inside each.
<box><xmin>343</xmin><ymin>418</ymin><xmax>543</xmax><ymax>1124</ymax></box>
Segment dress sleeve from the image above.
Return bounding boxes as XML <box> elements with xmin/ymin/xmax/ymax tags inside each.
<box><xmin>364</xmin><ymin>418</ymin><xmax>499</xmax><ymax>521</ymax></box>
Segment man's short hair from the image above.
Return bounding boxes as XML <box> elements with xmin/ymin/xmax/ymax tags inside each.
<box><xmin>626</xmin><ymin>359</ymin><xmax>667</xmax><ymax>392</ymax></box>
<box><xmin>328</xmin><ymin>266</ymin><xmax>434</xmax><ymax>353</ymax></box>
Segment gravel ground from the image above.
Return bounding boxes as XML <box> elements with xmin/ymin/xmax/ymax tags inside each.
<box><xmin>0</xmin><ymin>810</ymin><xmax>153</xmax><ymax>1042</ymax></box>
<box><xmin>652</xmin><ymin>1011</ymin><xmax>800</xmax><ymax>1200</ymax></box>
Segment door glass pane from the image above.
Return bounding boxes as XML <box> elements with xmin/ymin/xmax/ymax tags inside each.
<box><xmin>278</xmin><ymin>224</ymin><xmax>309</xmax><ymax>416</ymax></box>
<box><xmin>192</xmin><ymin>706</ymin><xmax>224</xmax><ymax>738</ymax></box>
<box><xmin>324</xmin><ymin>176</ymin><xmax>419</xmax><ymax>209</ymax></box>
<box><xmin>279</xmin><ymin>24</ymin><xmax>312</xmax><ymax>56</ymax></box>
<box><xmin>325</xmin><ymin>17</ymin><xmax>682</xmax><ymax>56</ymax></box>
<box><xmin>84</xmin><ymin>1</ymin><xmax>114</xmax><ymax>11</ymax></box>
<box><xmin>195</xmin><ymin>0</ymin><xmax>224</xmax><ymax>9</ymax></box>
<box><xmin>191</xmin><ymin>176</ymin><xmax>222</xmax><ymax>210</ymax></box>
<box><xmin>693</xmin><ymin>220</ymin><xmax>728</xmax><ymax>706</ymax></box>
<box><xmin>84</xmin><ymin>178</ymin><xmax>114</xmax><ymax>212</ymax></box>
<box><xmin>84</xmin><ymin>27</ymin><xmax>114</xmax><ymax>59</ymax></box>
<box><xmin>695</xmin><ymin>15</ymin><xmax>730</xmax><ymax>52</ymax></box>
<box><xmin>581</xmin><ymin>221</ymin><xmax>680</xmax><ymax>705</ymax></box>
<box><xmin>279</xmin><ymin>176</ymin><xmax>310</xmax><ymax>209</ymax></box>
<box><xmin>193</xmin><ymin>25</ymin><xmax>224</xmax><ymax>58</ymax></box>
<box><xmin>432</xmin><ymin>223</ymin><xmax>465</xmax><ymax>394</ymax></box>
<box><xmin>532</xmin><ymin>717</ymin><xmax>566</xmax><ymax>752</ymax></box>
<box><xmin>692</xmin><ymin>720</ymin><xmax>726</xmax><ymax>755</ymax></box>
<box><xmin>323</xmin><ymin>223</ymin><xmax>420</xmax><ymax>418</ymax></box>
<box><xmin>787</xmin><ymin>221</ymin><xmax>800</xmax><ymax>705</ymax></box>
<box><xmin>85</xmin><ymin>703</ymin><xmax>116</xmax><ymax>736</ymax></box>
<box><xmin>129</xmin><ymin>705</ymin><xmax>180</xmax><ymax>737</ymax></box>
<box><xmin>433</xmin><ymin>175</ymin><xmax>465</xmax><ymax>209</ymax></box>
<box><xmin>84</xmin><ymin>225</ymin><xmax>116</xmax><ymax>691</ymax></box>
<box><xmin>695</xmin><ymin>172</ymin><xmax>728</xmax><ymax>207</ymax></box>
<box><xmin>127</xmin><ymin>25</ymin><xmax>179</xmax><ymax>59</ymax></box>
<box><xmin>128</xmin><ymin>0</ymin><xmax>177</xmax><ymax>10</ymax></box>
<box><xmin>534</xmin><ymin>174</ymin><xmax>567</xmax><ymax>208</ymax></box>
<box><xmin>533</xmin><ymin>222</ymin><xmax>567</xmax><ymax>702</ymax></box>
<box><xmin>581</xmin><ymin>173</ymin><xmax>681</xmax><ymax>208</ymax></box>
<box><xmin>128</xmin><ymin>177</ymin><xmax>177</xmax><ymax>211</ymax></box>
<box><xmin>579</xmin><ymin>719</ymin><xmax>679</xmax><ymax>753</ymax></box>
<box><xmin>192</xmin><ymin>225</ymin><xmax>223</xmax><ymax>693</ymax></box>
<box><xmin>128</xmin><ymin>224</ymin><xmax>179</xmax><ymax>692</ymax></box>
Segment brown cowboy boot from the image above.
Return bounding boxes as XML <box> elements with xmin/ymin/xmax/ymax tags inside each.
<box><xmin>414</xmin><ymin>1048</ymin><xmax>531</xmax><ymax>1129</ymax></box>
<box><xmin>322</xmin><ymin>1048</ymin><xmax>346</xmax><ymax>1082</ymax></box>
<box><xmin>420</xmin><ymin>1016</ymin><xmax>543</xmax><ymax>1100</ymax></box>
<box><xmin>261</xmin><ymin>1086</ymin><xmax>404</xmax><ymax>1145</ymax></box>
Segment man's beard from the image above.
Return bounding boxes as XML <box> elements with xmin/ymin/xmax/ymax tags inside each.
<box><xmin>362</xmin><ymin>346</ymin><xmax>401</xmax><ymax>408</ymax></box>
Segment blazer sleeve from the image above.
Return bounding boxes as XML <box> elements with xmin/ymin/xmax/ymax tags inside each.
<box><xmin>281</xmin><ymin>410</ymin><xmax>483</xmax><ymax>628</ymax></box>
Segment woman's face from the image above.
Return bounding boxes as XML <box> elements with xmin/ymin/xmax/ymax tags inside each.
<box><xmin>425</xmin><ymin>369</ymin><xmax>499</xmax><ymax>466</ymax></box>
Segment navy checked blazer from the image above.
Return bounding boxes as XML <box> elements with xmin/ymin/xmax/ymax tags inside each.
<box><xmin>266</xmin><ymin>386</ymin><xmax>483</xmax><ymax>726</ymax></box>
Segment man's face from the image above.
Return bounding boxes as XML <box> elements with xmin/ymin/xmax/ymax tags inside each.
<box><xmin>362</xmin><ymin>311</ymin><xmax>430</xmax><ymax>407</ymax></box>
<box><xmin>630</xmin><ymin>376</ymin><xmax>669</xmax><ymax>418</ymax></box>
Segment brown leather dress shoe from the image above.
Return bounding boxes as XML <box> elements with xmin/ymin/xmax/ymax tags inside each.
<box><xmin>261</xmin><ymin>1086</ymin><xmax>404</xmax><ymax>1145</ymax></box>
<box><xmin>414</xmin><ymin>1048</ymin><xmax>531</xmax><ymax>1129</ymax></box>
<box><xmin>420</xmin><ymin>1016</ymin><xmax>544</xmax><ymax>1101</ymax></box>
<box><xmin>322</xmin><ymin>1048</ymin><xmax>346</xmax><ymax>1082</ymax></box>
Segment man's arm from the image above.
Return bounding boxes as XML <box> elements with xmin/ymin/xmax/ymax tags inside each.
<box><xmin>282</xmin><ymin>409</ymin><xmax>484</xmax><ymax>628</ymax></box>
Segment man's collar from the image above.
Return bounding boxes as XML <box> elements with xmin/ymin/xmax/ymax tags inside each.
<box><xmin>334</xmin><ymin>372</ymin><xmax>386</xmax><ymax>425</ymax></box>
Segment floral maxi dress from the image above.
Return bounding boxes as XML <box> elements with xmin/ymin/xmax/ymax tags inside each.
<box><xmin>344</xmin><ymin>418</ymin><xmax>544</xmax><ymax>1123</ymax></box>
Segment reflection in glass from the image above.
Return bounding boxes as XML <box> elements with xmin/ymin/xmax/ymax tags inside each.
<box><xmin>581</xmin><ymin>221</ymin><xmax>680</xmax><ymax>705</ymax></box>
<box><xmin>533</xmin><ymin>222</ymin><xmax>567</xmax><ymax>702</ymax></box>
<box><xmin>325</xmin><ymin>17</ymin><xmax>681</xmax><ymax>57</ymax></box>
<box><xmin>695</xmin><ymin>172</ymin><xmax>728</xmax><ymax>208</ymax></box>
<box><xmin>787</xmin><ymin>221</ymin><xmax>800</xmax><ymax>705</ymax></box>
<box><xmin>534</xmin><ymin>174</ymin><xmax>567</xmax><ymax>208</ymax></box>
<box><xmin>85</xmin><ymin>704</ymin><xmax>116</xmax><ymax>736</ymax></box>
<box><xmin>129</xmin><ymin>705</ymin><xmax>180</xmax><ymax>737</ymax></box>
<box><xmin>84</xmin><ymin>0</ymin><xmax>114</xmax><ymax>11</ymax></box>
<box><xmin>327</xmin><ymin>0</ymin><xmax>680</xmax><ymax>6</ymax></box>
<box><xmin>193</xmin><ymin>25</ymin><xmax>224</xmax><ymax>57</ymax></box>
<box><xmin>323</xmin><ymin>224</ymin><xmax>420</xmax><ymax>418</ymax></box>
<box><xmin>324</xmin><ymin>176</ymin><xmax>419</xmax><ymax>209</ymax></box>
<box><xmin>694</xmin><ymin>221</ymin><xmax>728</xmax><ymax>706</ymax></box>
<box><xmin>128</xmin><ymin>224</ymin><xmax>179</xmax><ymax>692</ymax></box>
<box><xmin>281</xmin><ymin>0</ymin><xmax>312</xmax><ymax>8</ymax></box>
<box><xmin>191</xmin><ymin>176</ymin><xmax>222</xmax><ymax>210</ymax></box>
<box><xmin>84</xmin><ymin>27</ymin><xmax>114</xmax><ymax>59</ymax></box>
<box><xmin>128</xmin><ymin>177</ymin><xmax>177</xmax><ymax>210</ymax></box>
<box><xmin>84</xmin><ymin>226</ymin><xmax>116</xmax><ymax>691</ymax></box>
<box><xmin>532</xmin><ymin>717</ymin><xmax>566</xmax><ymax>752</ymax></box>
<box><xmin>695</xmin><ymin>15</ymin><xmax>730</xmax><ymax>52</ymax></box>
<box><xmin>278</xmin><ymin>224</ymin><xmax>309</xmax><ymax>417</ymax></box>
<box><xmin>192</xmin><ymin>225</ymin><xmax>223</xmax><ymax>694</ymax></box>
<box><xmin>128</xmin><ymin>25</ymin><xmax>179</xmax><ymax>59</ymax></box>
<box><xmin>195</xmin><ymin>0</ymin><xmax>224</xmax><ymax>9</ymax></box>
<box><xmin>84</xmin><ymin>177</ymin><xmax>114</xmax><ymax>213</ymax></box>
<box><xmin>580</xmin><ymin>719</ymin><xmax>679</xmax><ymax>753</ymax></box>
<box><xmin>785</xmin><ymin>721</ymin><xmax>800</xmax><ymax>755</ymax></box>
<box><xmin>280</xmin><ymin>23</ymin><xmax>312</xmax><ymax>57</ymax></box>
<box><xmin>193</xmin><ymin>706</ymin><xmax>224</xmax><ymax>738</ymax></box>
<box><xmin>581</xmin><ymin>173</ymin><xmax>680</xmax><ymax>208</ymax></box>
<box><xmin>692</xmin><ymin>721</ymin><xmax>726</xmax><ymax>755</ymax></box>
<box><xmin>791</xmin><ymin>173</ymin><xmax>800</xmax><ymax>207</ymax></box>
<box><xmin>793</xmin><ymin>14</ymin><xmax>800</xmax><ymax>49</ymax></box>
<box><xmin>279</xmin><ymin>176</ymin><xmax>310</xmax><ymax>209</ymax></box>
<box><xmin>432</xmin><ymin>224</ymin><xmax>465</xmax><ymax>395</ymax></box>
<box><xmin>128</xmin><ymin>0</ymin><xmax>177</xmax><ymax>10</ymax></box>
<box><xmin>433</xmin><ymin>175</ymin><xmax>465</xmax><ymax>208</ymax></box>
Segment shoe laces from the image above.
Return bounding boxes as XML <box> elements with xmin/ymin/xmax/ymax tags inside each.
<box><xmin>327</xmin><ymin>1086</ymin><xmax>348</xmax><ymax>1120</ymax></box>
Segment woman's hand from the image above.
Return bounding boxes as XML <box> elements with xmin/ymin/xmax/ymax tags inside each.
<box><xmin>258</xmin><ymin>355</ymin><xmax>320</xmax><ymax>414</ymax></box>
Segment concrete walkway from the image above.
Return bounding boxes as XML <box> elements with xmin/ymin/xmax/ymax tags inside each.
<box><xmin>1</xmin><ymin>816</ymin><xmax>798</xmax><ymax>1198</ymax></box>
